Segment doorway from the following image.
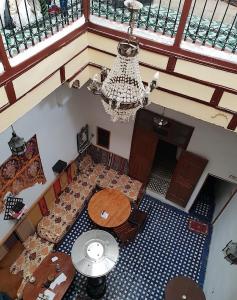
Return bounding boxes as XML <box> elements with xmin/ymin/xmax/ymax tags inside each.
<box><xmin>190</xmin><ymin>174</ymin><xmax>237</xmax><ymax>223</ymax></box>
<box><xmin>147</xmin><ymin>140</ymin><xmax>178</xmax><ymax>197</ymax></box>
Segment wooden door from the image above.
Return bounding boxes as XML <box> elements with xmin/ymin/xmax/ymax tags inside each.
<box><xmin>129</xmin><ymin>126</ymin><xmax>158</xmax><ymax>183</ymax></box>
<box><xmin>166</xmin><ymin>151</ymin><xmax>208</xmax><ymax>207</ymax></box>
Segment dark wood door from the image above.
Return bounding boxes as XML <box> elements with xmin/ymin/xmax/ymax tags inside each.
<box><xmin>129</xmin><ymin>127</ymin><xmax>158</xmax><ymax>183</ymax></box>
<box><xmin>166</xmin><ymin>151</ymin><xmax>208</xmax><ymax>207</ymax></box>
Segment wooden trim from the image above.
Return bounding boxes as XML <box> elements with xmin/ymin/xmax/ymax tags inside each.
<box><xmin>67</xmin><ymin>61</ymin><xmax>236</xmax><ymax>126</ymax></box>
<box><xmin>212</xmin><ymin>189</ymin><xmax>237</xmax><ymax>225</ymax></box>
<box><xmin>87</xmin><ymin>23</ymin><xmax>237</xmax><ymax>74</ymax></box>
<box><xmin>60</xmin><ymin>66</ymin><xmax>66</xmax><ymax>83</ymax></box>
<box><xmin>82</xmin><ymin>0</ymin><xmax>90</xmax><ymax>22</ymax></box>
<box><xmin>210</xmin><ymin>88</ymin><xmax>224</xmax><ymax>106</ymax></box>
<box><xmin>88</xmin><ymin>45</ymin><xmax>237</xmax><ymax>95</ymax></box>
<box><xmin>227</xmin><ymin>115</ymin><xmax>237</xmax><ymax>130</ymax></box>
<box><xmin>173</xmin><ymin>0</ymin><xmax>192</xmax><ymax>49</ymax></box>
<box><xmin>0</xmin><ymin>34</ymin><xmax>11</xmax><ymax>71</ymax></box>
<box><xmin>5</xmin><ymin>81</ymin><xmax>16</xmax><ymax>104</ymax></box>
<box><xmin>67</xmin><ymin>63</ymin><xmax>89</xmax><ymax>83</ymax></box>
<box><xmin>166</xmin><ymin>56</ymin><xmax>177</xmax><ymax>72</ymax></box>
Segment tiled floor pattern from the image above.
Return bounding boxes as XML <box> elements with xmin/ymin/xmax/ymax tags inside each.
<box><xmin>147</xmin><ymin>159</ymin><xmax>175</xmax><ymax>197</ymax></box>
<box><xmin>56</xmin><ymin>195</ymin><xmax>212</xmax><ymax>300</ymax></box>
<box><xmin>190</xmin><ymin>193</ymin><xmax>215</xmax><ymax>223</ymax></box>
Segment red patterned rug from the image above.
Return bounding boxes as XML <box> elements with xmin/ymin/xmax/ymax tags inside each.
<box><xmin>188</xmin><ymin>219</ymin><xmax>208</xmax><ymax>235</ymax></box>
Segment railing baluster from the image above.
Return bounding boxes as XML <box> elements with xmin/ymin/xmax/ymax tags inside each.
<box><xmin>113</xmin><ymin>0</ymin><xmax>117</xmax><ymax>21</ymax></box>
<box><xmin>23</xmin><ymin>0</ymin><xmax>36</xmax><ymax>46</ymax></box>
<box><xmin>184</xmin><ymin>0</ymin><xmax>197</xmax><ymax>41</ymax></box>
<box><xmin>15</xmin><ymin>0</ymin><xmax>28</xmax><ymax>51</ymax></box>
<box><xmin>222</xmin><ymin>14</ymin><xmax>237</xmax><ymax>51</ymax></box>
<box><xmin>0</xmin><ymin>15</ymin><xmax>12</xmax><ymax>58</ymax></box>
<box><xmin>121</xmin><ymin>1</ymin><xmax>125</xmax><ymax>24</ymax></box>
<box><xmin>212</xmin><ymin>0</ymin><xmax>231</xmax><ymax>48</ymax></box>
<box><xmin>171</xmin><ymin>0</ymin><xmax>182</xmax><ymax>38</ymax></box>
<box><xmin>163</xmin><ymin>0</ymin><xmax>172</xmax><ymax>35</ymax></box>
<box><xmin>154</xmin><ymin>0</ymin><xmax>162</xmax><ymax>32</ymax></box>
<box><xmin>145</xmin><ymin>0</ymin><xmax>152</xmax><ymax>30</ymax></box>
<box><xmin>5</xmin><ymin>0</ymin><xmax>20</xmax><ymax>55</ymax></box>
<box><xmin>47</xmin><ymin>2</ymin><xmax>55</xmax><ymax>34</ymax></box>
<box><xmin>202</xmin><ymin>0</ymin><xmax>220</xmax><ymax>46</ymax></box>
<box><xmin>192</xmin><ymin>0</ymin><xmax>208</xmax><ymax>43</ymax></box>
<box><xmin>98</xmin><ymin>0</ymin><xmax>101</xmax><ymax>17</ymax></box>
<box><xmin>32</xmin><ymin>0</ymin><xmax>42</xmax><ymax>42</ymax></box>
<box><xmin>70</xmin><ymin>0</ymin><xmax>75</xmax><ymax>22</ymax></box>
<box><xmin>106</xmin><ymin>0</ymin><xmax>109</xmax><ymax>19</ymax></box>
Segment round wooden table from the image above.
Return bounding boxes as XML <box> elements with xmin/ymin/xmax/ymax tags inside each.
<box><xmin>88</xmin><ymin>188</ymin><xmax>131</xmax><ymax>228</ymax></box>
<box><xmin>165</xmin><ymin>276</ymin><xmax>206</xmax><ymax>300</ymax></box>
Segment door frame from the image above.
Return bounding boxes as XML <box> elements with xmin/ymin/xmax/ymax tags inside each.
<box><xmin>189</xmin><ymin>172</ymin><xmax>237</xmax><ymax>224</ymax></box>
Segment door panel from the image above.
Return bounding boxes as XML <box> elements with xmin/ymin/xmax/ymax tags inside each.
<box><xmin>166</xmin><ymin>150</ymin><xmax>208</xmax><ymax>207</ymax></box>
<box><xmin>129</xmin><ymin>127</ymin><xmax>158</xmax><ymax>183</ymax></box>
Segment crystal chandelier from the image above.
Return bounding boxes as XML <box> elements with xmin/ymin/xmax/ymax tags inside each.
<box><xmin>88</xmin><ymin>0</ymin><xmax>159</xmax><ymax>122</ymax></box>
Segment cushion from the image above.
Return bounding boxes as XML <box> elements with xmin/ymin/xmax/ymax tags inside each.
<box><xmin>78</xmin><ymin>154</ymin><xmax>93</xmax><ymax>172</ymax></box>
<box><xmin>10</xmin><ymin>234</ymin><xmax>54</xmax><ymax>281</ymax></box>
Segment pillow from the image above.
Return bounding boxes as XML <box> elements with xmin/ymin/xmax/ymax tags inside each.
<box><xmin>78</xmin><ymin>154</ymin><xmax>93</xmax><ymax>172</ymax></box>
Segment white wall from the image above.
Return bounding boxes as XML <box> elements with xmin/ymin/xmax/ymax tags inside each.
<box><xmin>213</xmin><ymin>179</ymin><xmax>236</xmax><ymax>221</ymax></box>
<box><xmin>78</xmin><ymin>87</ymin><xmax>135</xmax><ymax>160</ymax></box>
<box><xmin>204</xmin><ymin>191</ymin><xmax>237</xmax><ymax>300</ymax></box>
<box><xmin>0</xmin><ymin>84</ymin><xmax>87</xmax><ymax>241</ymax></box>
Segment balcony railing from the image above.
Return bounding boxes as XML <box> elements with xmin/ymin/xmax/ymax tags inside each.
<box><xmin>0</xmin><ymin>0</ymin><xmax>236</xmax><ymax>60</ymax></box>
<box><xmin>91</xmin><ymin>0</ymin><xmax>237</xmax><ymax>53</ymax></box>
<box><xmin>0</xmin><ymin>0</ymin><xmax>82</xmax><ymax>57</ymax></box>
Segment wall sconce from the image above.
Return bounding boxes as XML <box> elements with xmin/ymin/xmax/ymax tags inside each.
<box><xmin>8</xmin><ymin>125</ymin><xmax>26</xmax><ymax>156</ymax></box>
<box><xmin>223</xmin><ymin>240</ymin><xmax>237</xmax><ymax>264</ymax></box>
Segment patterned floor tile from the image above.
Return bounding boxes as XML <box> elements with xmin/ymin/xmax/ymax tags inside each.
<box><xmin>56</xmin><ymin>195</ymin><xmax>212</xmax><ymax>300</ymax></box>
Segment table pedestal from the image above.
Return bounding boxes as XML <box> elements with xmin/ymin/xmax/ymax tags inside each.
<box><xmin>86</xmin><ymin>276</ymin><xmax>106</xmax><ymax>299</ymax></box>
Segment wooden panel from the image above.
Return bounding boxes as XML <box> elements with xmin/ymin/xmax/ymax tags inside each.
<box><xmin>60</xmin><ymin>171</ymin><xmax>68</xmax><ymax>191</ymax></box>
<box><xmin>0</xmin><ymin>86</ymin><xmax>9</xmax><ymax>108</ymax></box>
<box><xmin>166</xmin><ymin>151</ymin><xmax>208</xmax><ymax>207</ymax></box>
<box><xmin>39</xmin><ymin>197</ymin><xmax>49</xmax><ymax>216</ymax></box>
<box><xmin>53</xmin><ymin>178</ymin><xmax>62</xmax><ymax>197</ymax></box>
<box><xmin>129</xmin><ymin>126</ymin><xmax>158</xmax><ymax>183</ymax></box>
<box><xmin>27</xmin><ymin>204</ymin><xmax>43</xmax><ymax>227</ymax></box>
<box><xmin>44</xmin><ymin>187</ymin><xmax>56</xmax><ymax>212</ymax></box>
<box><xmin>70</xmin><ymin>161</ymin><xmax>78</xmax><ymax>178</ymax></box>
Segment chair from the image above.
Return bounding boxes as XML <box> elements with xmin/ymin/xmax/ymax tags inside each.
<box><xmin>113</xmin><ymin>207</ymin><xmax>150</xmax><ymax>244</ymax></box>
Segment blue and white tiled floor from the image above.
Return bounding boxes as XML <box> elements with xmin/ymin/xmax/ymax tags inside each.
<box><xmin>56</xmin><ymin>195</ymin><xmax>212</xmax><ymax>300</ymax></box>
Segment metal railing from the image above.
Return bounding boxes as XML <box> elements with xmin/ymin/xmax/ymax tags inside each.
<box><xmin>0</xmin><ymin>0</ymin><xmax>82</xmax><ymax>57</ymax></box>
<box><xmin>91</xmin><ymin>0</ymin><xmax>184</xmax><ymax>38</ymax></box>
<box><xmin>91</xmin><ymin>0</ymin><xmax>237</xmax><ymax>54</ymax></box>
<box><xmin>0</xmin><ymin>0</ymin><xmax>236</xmax><ymax>58</ymax></box>
<box><xmin>184</xmin><ymin>0</ymin><xmax>237</xmax><ymax>53</ymax></box>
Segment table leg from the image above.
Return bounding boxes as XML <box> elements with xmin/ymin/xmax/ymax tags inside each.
<box><xmin>86</xmin><ymin>276</ymin><xmax>106</xmax><ymax>299</ymax></box>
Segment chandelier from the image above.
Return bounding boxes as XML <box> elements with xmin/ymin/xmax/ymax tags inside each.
<box><xmin>88</xmin><ymin>0</ymin><xmax>159</xmax><ymax>122</ymax></box>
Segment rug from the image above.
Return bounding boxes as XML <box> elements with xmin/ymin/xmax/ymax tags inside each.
<box><xmin>56</xmin><ymin>194</ymin><xmax>212</xmax><ymax>300</ymax></box>
<box><xmin>188</xmin><ymin>219</ymin><xmax>209</xmax><ymax>235</ymax></box>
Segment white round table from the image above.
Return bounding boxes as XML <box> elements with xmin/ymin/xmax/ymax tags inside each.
<box><xmin>71</xmin><ymin>229</ymin><xmax>119</xmax><ymax>298</ymax></box>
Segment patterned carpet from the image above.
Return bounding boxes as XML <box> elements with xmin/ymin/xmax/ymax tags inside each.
<box><xmin>56</xmin><ymin>194</ymin><xmax>212</xmax><ymax>300</ymax></box>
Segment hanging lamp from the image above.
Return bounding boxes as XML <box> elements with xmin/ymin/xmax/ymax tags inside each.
<box><xmin>8</xmin><ymin>125</ymin><xmax>26</xmax><ymax>156</ymax></box>
<box><xmin>88</xmin><ymin>0</ymin><xmax>159</xmax><ymax>122</ymax></box>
